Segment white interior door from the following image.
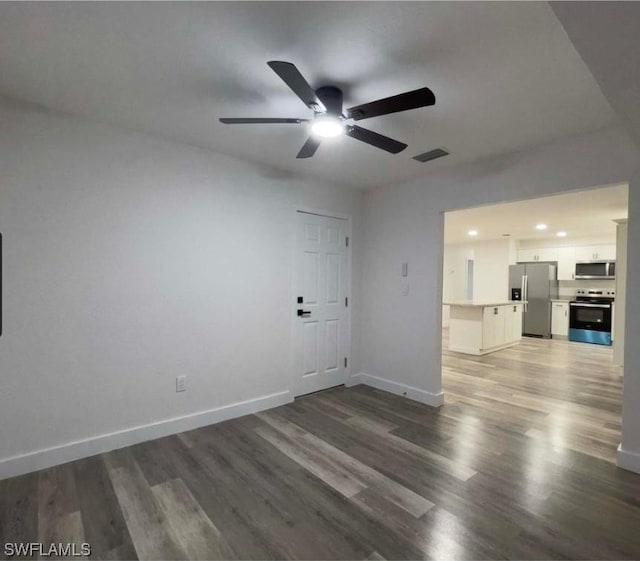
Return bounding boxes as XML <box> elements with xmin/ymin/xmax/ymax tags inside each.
<box><xmin>294</xmin><ymin>211</ymin><xmax>349</xmax><ymax>397</ymax></box>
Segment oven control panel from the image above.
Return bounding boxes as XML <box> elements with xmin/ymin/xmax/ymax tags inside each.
<box><xmin>576</xmin><ymin>289</ymin><xmax>615</xmax><ymax>297</ymax></box>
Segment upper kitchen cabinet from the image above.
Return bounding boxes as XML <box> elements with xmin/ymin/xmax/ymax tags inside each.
<box><xmin>557</xmin><ymin>247</ymin><xmax>576</xmax><ymax>280</ymax></box>
<box><xmin>574</xmin><ymin>244</ymin><xmax>616</xmax><ymax>261</ymax></box>
<box><xmin>518</xmin><ymin>243</ymin><xmax>615</xmax><ymax>280</ymax></box>
<box><xmin>517</xmin><ymin>247</ymin><xmax>559</xmax><ymax>263</ymax></box>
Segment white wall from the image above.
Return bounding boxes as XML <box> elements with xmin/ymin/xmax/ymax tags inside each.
<box><xmin>620</xmin><ymin>172</ymin><xmax>640</xmax><ymax>470</ymax></box>
<box><xmin>613</xmin><ymin>221</ymin><xmax>627</xmax><ymax>366</ymax></box>
<box><xmin>0</xmin><ymin>100</ymin><xmax>363</xmax><ymax>477</ymax></box>
<box><xmin>442</xmin><ymin>238</ymin><xmax>514</xmax><ymax>326</ymax></box>
<box><xmin>472</xmin><ymin>239</ymin><xmax>515</xmax><ymax>302</ymax></box>
<box><xmin>443</xmin><ymin>239</ymin><xmax>515</xmax><ymax>302</ymax></box>
<box><xmin>550</xmin><ymin>2</ymin><xmax>640</xmax><ymax>474</ymax></box>
<box><xmin>441</xmin><ymin>244</ymin><xmax>472</xmax><ymax>327</ymax></box>
<box><xmin>361</xmin><ymin>125</ymin><xmax>638</xmax><ymax>407</ymax></box>
<box><xmin>442</xmin><ymin>244</ymin><xmax>473</xmax><ymax>303</ymax></box>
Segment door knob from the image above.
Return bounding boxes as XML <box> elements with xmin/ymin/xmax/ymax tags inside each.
<box><xmin>297</xmin><ymin>309</ymin><xmax>311</xmax><ymax>317</ymax></box>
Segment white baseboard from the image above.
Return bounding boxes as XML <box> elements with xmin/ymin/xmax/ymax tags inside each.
<box><xmin>347</xmin><ymin>372</ymin><xmax>444</xmax><ymax>407</ymax></box>
<box><xmin>345</xmin><ymin>372</ymin><xmax>362</xmax><ymax>387</ymax></box>
<box><xmin>448</xmin><ymin>340</ymin><xmax>519</xmax><ymax>356</ymax></box>
<box><xmin>447</xmin><ymin>344</ymin><xmax>484</xmax><ymax>355</ymax></box>
<box><xmin>0</xmin><ymin>390</ymin><xmax>293</xmax><ymax>481</ymax></box>
<box><xmin>617</xmin><ymin>443</ymin><xmax>640</xmax><ymax>474</ymax></box>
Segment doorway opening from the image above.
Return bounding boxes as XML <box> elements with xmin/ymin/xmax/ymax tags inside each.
<box><xmin>441</xmin><ymin>183</ymin><xmax>628</xmax><ymax>465</ymax></box>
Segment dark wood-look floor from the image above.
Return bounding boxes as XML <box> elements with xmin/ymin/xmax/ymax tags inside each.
<box><xmin>2</xmin><ymin>335</ymin><xmax>640</xmax><ymax>560</ymax></box>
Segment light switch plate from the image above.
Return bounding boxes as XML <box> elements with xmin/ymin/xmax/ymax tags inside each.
<box><xmin>176</xmin><ymin>375</ymin><xmax>187</xmax><ymax>392</ymax></box>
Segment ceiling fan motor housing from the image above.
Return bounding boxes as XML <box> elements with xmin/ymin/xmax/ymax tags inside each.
<box><xmin>315</xmin><ymin>86</ymin><xmax>343</xmax><ymax>116</ymax></box>
<box><xmin>219</xmin><ymin>61</ymin><xmax>436</xmax><ymax>157</ymax></box>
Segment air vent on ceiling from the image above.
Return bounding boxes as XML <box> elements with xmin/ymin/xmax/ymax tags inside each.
<box><xmin>412</xmin><ymin>147</ymin><xmax>449</xmax><ymax>163</ymax></box>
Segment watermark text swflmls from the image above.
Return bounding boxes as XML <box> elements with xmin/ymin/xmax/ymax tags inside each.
<box><xmin>4</xmin><ymin>542</ymin><xmax>91</xmax><ymax>557</ymax></box>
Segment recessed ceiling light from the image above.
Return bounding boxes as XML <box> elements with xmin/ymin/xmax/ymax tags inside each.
<box><xmin>557</xmin><ymin>231</ymin><xmax>567</xmax><ymax>237</ymax></box>
<box><xmin>310</xmin><ymin>114</ymin><xmax>344</xmax><ymax>138</ymax></box>
<box><xmin>535</xmin><ymin>223</ymin><xmax>548</xmax><ymax>230</ymax></box>
<box><xmin>468</xmin><ymin>230</ymin><xmax>478</xmax><ymax>237</ymax></box>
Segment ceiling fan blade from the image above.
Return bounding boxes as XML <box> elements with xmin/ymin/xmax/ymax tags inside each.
<box><xmin>345</xmin><ymin>125</ymin><xmax>407</xmax><ymax>154</ymax></box>
<box><xmin>219</xmin><ymin>118</ymin><xmax>308</xmax><ymax>124</ymax></box>
<box><xmin>296</xmin><ymin>137</ymin><xmax>321</xmax><ymax>159</ymax></box>
<box><xmin>346</xmin><ymin>87</ymin><xmax>435</xmax><ymax>121</ymax></box>
<box><xmin>267</xmin><ymin>61</ymin><xmax>326</xmax><ymax>112</ymax></box>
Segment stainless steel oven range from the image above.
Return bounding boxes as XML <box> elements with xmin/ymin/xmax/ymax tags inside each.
<box><xmin>569</xmin><ymin>289</ymin><xmax>615</xmax><ymax>346</ymax></box>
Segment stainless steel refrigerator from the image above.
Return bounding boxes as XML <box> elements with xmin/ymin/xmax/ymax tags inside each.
<box><xmin>509</xmin><ymin>263</ymin><xmax>558</xmax><ymax>338</ymax></box>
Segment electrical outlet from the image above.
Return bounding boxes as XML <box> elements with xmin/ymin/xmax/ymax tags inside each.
<box><xmin>176</xmin><ymin>375</ymin><xmax>187</xmax><ymax>393</ymax></box>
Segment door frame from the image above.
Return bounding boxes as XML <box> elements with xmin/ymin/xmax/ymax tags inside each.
<box><xmin>289</xmin><ymin>205</ymin><xmax>353</xmax><ymax>398</ymax></box>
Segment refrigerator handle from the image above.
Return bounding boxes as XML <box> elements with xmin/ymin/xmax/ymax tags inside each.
<box><xmin>524</xmin><ymin>275</ymin><xmax>528</xmax><ymax>312</ymax></box>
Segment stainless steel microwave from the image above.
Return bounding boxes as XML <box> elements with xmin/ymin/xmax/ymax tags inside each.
<box><xmin>575</xmin><ymin>261</ymin><xmax>616</xmax><ymax>280</ymax></box>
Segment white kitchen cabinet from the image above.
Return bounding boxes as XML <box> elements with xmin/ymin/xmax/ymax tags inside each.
<box><xmin>557</xmin><ymin>247</ymin><xmax>576</xmax><ymax>280</ymax></box>
<box><xmin>597</xmin><ymin>244</ymin><xmax>616</xmax><ymax>260</ymax></box>
<box><xmin>483</xmin><ymin>306</ymin><xmax>506</xmax><ymax>349</ymax></box>
<box><xmin>518</xmin><ymin>243</ymin><xmax>614</xmax><ymax>279</ymax></box>
<box><xmin>537</xmin><ymin>247</ymin><xmax>560</xmax><ymax>262</ymax></box>
<box><xmin>575</xmin><ymin>244</ymin><xmax>616</xmax><ymax>261</ymax></box>
<box><xmin>517</xmin><ymin>248</ymin><xmax>558</xmax><ymax>262</ymax></box>
<box><xmin>505</xmin><ymin>304</ymin><xmax>524</xmax><ymax>343</ymax></box>
<box><xmin>517</xmin><ymin>248</ymin><xmax>538</xmax><ymax>262</ymax></box>
<box><xmin>446</xmin><ymin>302</ymin><xmax>523</xmax><ymax>355</ymax></box>
<box><xmin>482</xmin><ymin>306</ymin><xmax>505</xmax><ymax>349</ymax></box>
<box><xmin>551</xmin><ymin>301</ymin><xmax>569</xmax><ymax>338</ymax></box>
<box><xmin>574</xmin><ymin>246</ymin><xmax>592</xmax><ymax>261</ymax></box>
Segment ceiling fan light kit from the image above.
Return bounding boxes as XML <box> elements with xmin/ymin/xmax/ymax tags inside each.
<box><xmin>220</xmin><ymin>61</ymin><xmax>435</xmax><ymax>159</ymax></box>
<box><xmin>311</xmin><ymin>114</ymin><xmax>344</xmax><ymax>138</ymax></box>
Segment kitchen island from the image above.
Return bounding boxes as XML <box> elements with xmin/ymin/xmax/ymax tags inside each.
<box><xmin>444</xmin><ymin>301</ymin><xmax>525</xmax><ymax>355</ymax></box>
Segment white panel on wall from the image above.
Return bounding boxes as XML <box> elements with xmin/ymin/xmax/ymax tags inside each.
<box><xmin>326</xmin><ymin>253</ymin><xmax>339</xmax><ymax>304</ymax></box>
<box><xmin>304</xmin><ymin>251</ymin><xmax>319</xmax><ymax>304</ymax></box>
<box><xmin>305</xmin><ymin>223</ymin><xmax>319</xmax><ymax>242</ymax></box>
<box><xmin>325</xmin><ymin>319</ymin><xmax>339</xmax><ymax>371</ymax></box>
<box><xmin>303</xmin><ymin>322</ymin><xmax>319</xmax><ymax>376</ymax></box>
<box><xmin>327</xmin><ymin>227</ymin><xmax>339</xmax><ymax>244</ymax></box>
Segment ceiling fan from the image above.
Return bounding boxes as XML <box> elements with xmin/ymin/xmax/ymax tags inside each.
<box><xmin>220</xmin><ymin>61</ymin><xmax>436</xmax><ymax>159</ymax></box>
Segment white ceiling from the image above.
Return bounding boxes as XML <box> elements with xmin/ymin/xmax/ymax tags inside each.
<box><xmin>444</xmin><ymin>183</ymin><xmax>628</xmax><ymax>245</ymax></box>
<box><xmin>0</xmin><ymin>2</ymin><xmax>618</xmax><ymax>189</ymax></box>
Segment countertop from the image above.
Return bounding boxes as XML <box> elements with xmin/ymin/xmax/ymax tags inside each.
<box><xmin>551</xmin><ymin>298</ymin><xmax>572</xmax><ymax>303</ymax></box>
<box><xmin>443</xmin><ymin>300</ymin><xmax>526</xmax><ymax>308</ymax></box>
